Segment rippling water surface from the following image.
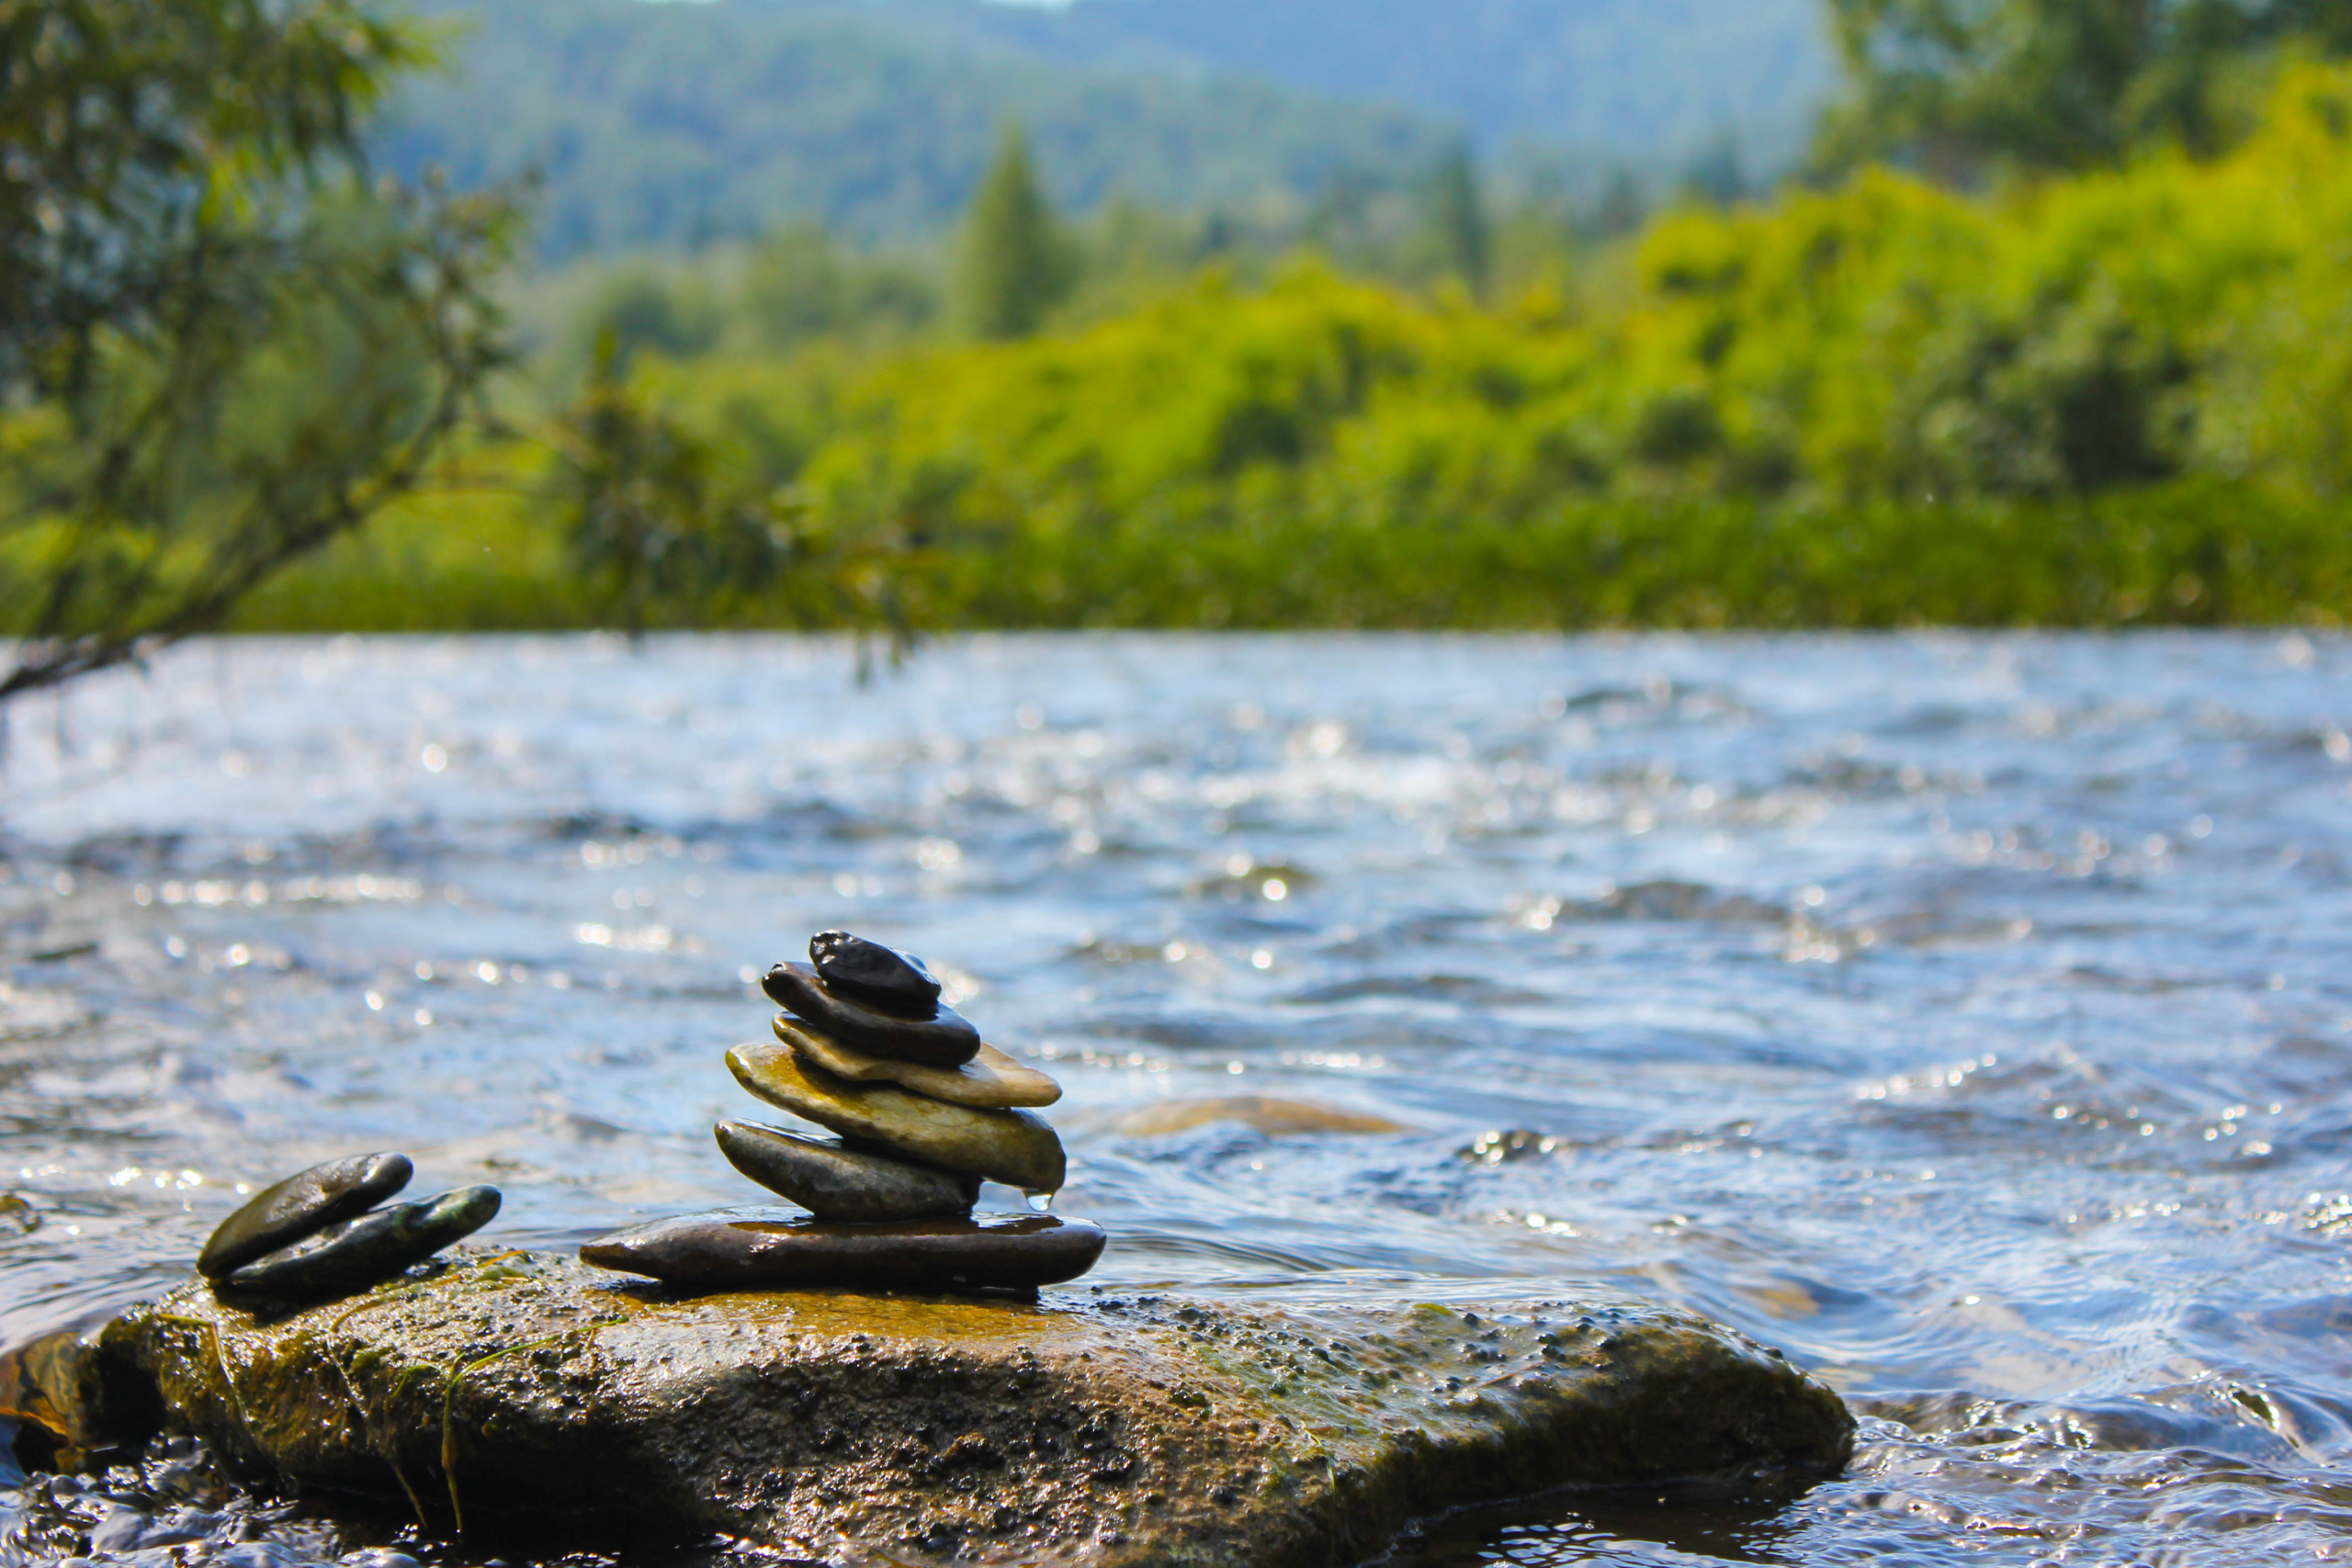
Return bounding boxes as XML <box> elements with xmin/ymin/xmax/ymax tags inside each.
<box><xmin>4</xmin><ymin>631</ymin><xmax>2351</xmax><ymax>1566</ymax></box>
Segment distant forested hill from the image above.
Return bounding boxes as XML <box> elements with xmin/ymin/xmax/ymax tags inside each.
<box><xmin>881</xmin><ymin>0</ymin><xmax>1832</xmax><ymax>165</ymax></box>
<box><xmin>379</xmin><ymin>0</ymin><xmax>1453</xmax><ymax>256</ymax></box>
<box><xmin>375</xmin><ymin>0</ymin><xmax>1832</xmax><ymax>258</ymax></box>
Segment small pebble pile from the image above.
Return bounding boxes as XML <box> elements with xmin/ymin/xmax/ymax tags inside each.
<box><xmin>582</xmin><ymin>931</ymin><xmax>1103</xmax><ymax>1292</ymax></box>
<box><xmin>196</xmin><ymin>1153</ymin><xmax>501</xmax><ymax>1301</ymax></box>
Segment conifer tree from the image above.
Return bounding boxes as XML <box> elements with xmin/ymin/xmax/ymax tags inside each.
<box><xmin>957</xmin><ymin>125</ymin><xmax>1075</xmax><ymax>340</ymax></box>
<box><xmin>1426</xmin><ymin>144</ymin><xmax>1491</xmax><ymax>295</ymax></box>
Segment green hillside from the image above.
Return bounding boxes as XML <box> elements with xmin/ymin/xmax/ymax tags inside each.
<box><xmin>378</xmin><ymin>0</ymin><xmax>1453</xmax><ymax>255</ymax></box>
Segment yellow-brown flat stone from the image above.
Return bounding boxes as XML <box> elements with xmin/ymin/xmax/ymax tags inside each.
<box><xmin>781</xmin><ymin>1018</ymin><xmax>1062</xmax><ymax>1109</ymax></box>
<box><xmin>730</xmin><ymin>1027</ymin><xmax>1067</xmax><ymax>1192</ymax></box>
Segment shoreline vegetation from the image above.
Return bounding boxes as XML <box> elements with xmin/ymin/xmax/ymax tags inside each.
<box><xmin>251</xmin><ymin>59</ymin><xmax>2352</xmax><ymax>634</ymax></box>
<box><xmin>236</xmin><ymin>479</ymin><xmax>2345</xmax><ymax>632</ymax></box>
<box><xmin>12</xmin><ymin>10</ymin><xmax>2352</xmax><ymax>669</ymax></box>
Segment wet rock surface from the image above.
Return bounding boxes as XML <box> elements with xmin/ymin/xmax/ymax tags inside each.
<box><xmin>731</xmin><ymin>1029</ymin><xmax>1066</xmax><ymax>1192</ymax></box>
<box><xmin>786</xmin><ymin>1026</ymin><xmax>1062</xmax><ymax>1110</ymax></box>
<box><xmin>18</xmin><ymin>1253</ymin><xmax>1854</xmax><ymax>1567</ymax></box>
<box><xmin>715</xmin><ymin>1122</ymin><xmax>979</xmax><ymax>1222</ymax></box>
<box><xmin>763</xmin><ymin>963</ymin><xmax>981</xmax><ymax>1067</ymax></box>
<box><xmin>808</xmin><ymin>930</ymin><xmax>942</xmax><ymax>1015</ymax></box>
<box><xmin>581</xmin><ymin>1210</ymin><xmax>1104</xmax><ymax>1291</ymax></box>
<box><xmin>195</xmin><ymin>1154</ymin><xmax>413</xmax><ymax>1280</ymax></box>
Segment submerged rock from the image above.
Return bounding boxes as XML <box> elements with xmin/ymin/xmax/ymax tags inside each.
<box><xmin>581</xmin><ymin>1209</ymin><xmax>1104</xmax><ymax>1291</ymax></box>
<box><xmin>731</xmin><ymin>1028</ymin><xmax>1065</xmax><ymax>1192</ymax></box>
<box><xmin>763</xmin><ymin>962</ymin><xmax>980</xmax><ymax>1067</ymax></box>
<box><xmin>222</xmin><ymin>1187</ymin><xmax>502</xmax><ymax>1300</ymax></box>
<box><xmin>808</xmin><ymin>930</ymin><xmax>942</xmax><ymax>1015</ymax></box>
<box><xmin>1113</xmin><ymin>1098</ymin><xmax>1415</xmax><ymax>1137</ymax></box>
<box><xmin>196</xmin><ymin>1152</ymin><xmax>413</xmax><ymax>1280</ymax></box>
<box><xmin>714</xmin><ymin>1121</ymin><xmax>978</xmax><ymax>1222</ymax></box>
<box><xmin>785</xmin><ymin>1023</ymin><xmax>1062</xmax><ymax>1110</ymax></box>
<box><xmin>14</xmin><ymin>1254</ymin><xmax>1856</xmax><ymax>1562</ymax></box>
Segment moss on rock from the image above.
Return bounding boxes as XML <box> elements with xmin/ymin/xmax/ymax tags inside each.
<box><xmin>17</xmin><ymin>1251</ymin><xmax>1853</xmax><ymax>1565</ymax></box>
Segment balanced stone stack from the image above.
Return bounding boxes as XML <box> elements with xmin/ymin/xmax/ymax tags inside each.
<box><xmin>196</xmin><ymin>1153</ymin><xmax>501</xmax><ymax>1302</ymax></box>
<box><xmin>582</xmin><ymin>931</ymin><xmax>1103</xmax><ymax>1292</ymax></box>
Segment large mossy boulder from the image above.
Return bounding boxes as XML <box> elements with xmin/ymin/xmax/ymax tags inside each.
<box><xmin>12</xmin><ymin>1251</ymin><xmax>1853</xmax><ymax>1566</ymax></box>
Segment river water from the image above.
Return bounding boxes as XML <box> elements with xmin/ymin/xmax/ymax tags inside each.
<box><xmin>2</xmin><ymin>631</ymin><xmax>2349</xmax><ymax>1567</ymax></box>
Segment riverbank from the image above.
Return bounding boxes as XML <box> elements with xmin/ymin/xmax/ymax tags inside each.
<box><xmin>229</xmin><ymin>478</ymin><xmax>2349</xmax><ymax>632</ymax></box>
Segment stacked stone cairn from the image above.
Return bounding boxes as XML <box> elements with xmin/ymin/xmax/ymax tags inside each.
<box><xmin>196</xmin><ymin>1153</ymin><xmax>501</xmax><ymax>1302</ymax></box>
<box><xmin>581</xmin><ymin>931</ymin><xmax>1103</xmax><ymax>1292</ymax></box>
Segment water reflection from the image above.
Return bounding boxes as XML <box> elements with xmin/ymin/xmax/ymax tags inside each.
<box><xmin>4</xmin><ymin>630</ymin><xmax>2350</xmax><ymax>1564</ymax></box>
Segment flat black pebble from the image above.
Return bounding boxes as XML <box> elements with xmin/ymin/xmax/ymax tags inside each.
<box><xmin>222</xmin><ymin>1185</ymin><xmax>502</xmax><ymax>1299</ymax></box>
<box><xmin>762</xmin><ymin>962</ymin><xmax>980</xmax><ymax>1067</ymax></box>
<box><xmin>579</xmin><ymin>1209</ymin><xmax>1105</xmax><ymax>1292</ymax></box>
<box><xmin>197</xmin><ymin>1152</ymin><xmax>413</xmax><ymax>1280</ymax></box>
<box><xmin>808</xmin><ymin>930</ymin><xmax>942</xmax><ymax>1015</ymax></box>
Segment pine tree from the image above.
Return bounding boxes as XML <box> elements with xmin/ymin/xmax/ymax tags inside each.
<box><xmin>957</xmin><ymin>125</ymin><xmax>1074</xmax><ymax>340</ymax></box>
<box><xmin>1426</xmin><ymin>144</ymin><xmax>1491</xmax><ymax>295</ymax></box>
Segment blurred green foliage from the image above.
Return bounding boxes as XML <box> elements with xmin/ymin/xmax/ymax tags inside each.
<box><xmin>1816</xmin><ymin>0</ymin><xmax>2352</xmax><ymax>174</ymax></box>
<box><xmin>0</xmin><ymin>0</ymin><xmax>514</xmax><ymax>701</ymax></box>
<box><xmin>20</xmin><ymin>0</ymin><xmax>2352</xmax><ymax>644</ymax></box>
<box><xmin>729</xmin><ymin>65</ymin><xmax>2352</xmax><ymax>523</ymax></box>
<box><xmin>241</xmin><ymin>62</ymin><xmax>2352</xmax><ymax>631</ymax></box>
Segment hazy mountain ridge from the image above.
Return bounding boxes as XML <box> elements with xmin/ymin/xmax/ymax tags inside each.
<box><xmin>376</xmin><ymin>0</ymin><xmax>1831</xmax><ymax>256</ymax></box>
<box><xmin>381</xmin><ymin>0</ymin><xmax>1456</xmax><ymax>255</ymax></box>
<box><xmin>870</xmin><ymin>0</ymin><xmax>1833</xmax><ymax>162</ymax></box>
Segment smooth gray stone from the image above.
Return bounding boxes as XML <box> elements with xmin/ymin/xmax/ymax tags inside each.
<box><xmin>222</xmin><ymin>1186</ymin><xmax>501</xmax><ymax>1298</ymax></box>
<box><xmin>762</xmin><ymin>962</ymin><xmax>980</xmax><ymax>1067</ymax></box>
<box><xmin>715</xmin><ymin>1121</ymin><xmax>978</xmax><ymax>1222</ymax></box>
<box><xmin>196</xmin><ymin>1152</ymin><xmax>413</xmax><ymax>1280</ymax></box>
<box><xmin>580</xmin><ymin>1209</ymin><xmax>1107</xmax><ymax>1292</ymax></box>
<box><xmin>808</xmin><ymin>930</ymin><xmax>941</xmax><ymax>1015</ymax></box>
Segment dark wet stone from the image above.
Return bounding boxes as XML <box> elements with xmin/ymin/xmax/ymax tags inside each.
<box><xmin>221</xmin><ymin>1186</ymin><xmax>501</xmax><ymax>1299</ymax></box>
<box><xmin>762</xmin><ymin>962</ymin><xmax>980</xmax><ymax>1067</ymax></box>
<box><xmin>808</xmin><ymin>930</ymin><xmax>942</xmax><ymax>1016</ymax></box>
<box><xmin>580</xmin><ymin>1210</ymin><xmax>1106</xmax><ymax>1292</ymax></box>
<box><xmin>715</xmin><ymin>1121</ymin><xmax>978</xmax><ymax>1222</ymax></box>
<box><xmin>731</xmin><ymin>1027</ymin><xmax>1067</xmax><ymax>1192</ymax></box>
<box><xmin>196</xmin><ymin>1152</ymin><xmax>413</xmax><ymax>1280</ymax></box>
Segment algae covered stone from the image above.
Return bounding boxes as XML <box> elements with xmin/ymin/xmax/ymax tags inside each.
<box><xmin>30</xmin><ymin>1254</ymin><xmax>1857</xmax><ymax>1567</ymax></box>
<box><xmin>581</xmin><ymin>1209</ymin><xmax>1104</xmax><ymax>1291</ymax></box>
<box><xmin>783</xmin><ymin>1021</ymin><xmax>1061</xmax><ymax>1109</ymax></box>
<box><xmin>196</xmin><ymin>1152</ymin><xmax>413</xmax><ymax>1280</ymax></box>
<box><xmin>715</xmin><ymin>1120</ymin><xmax>978</xmax><ymax>1221</ymax></box>
<box><xmin>730</xmin><ymin>1028</ymin><xmax>1065</xmax><ymax>1192</ymax></box>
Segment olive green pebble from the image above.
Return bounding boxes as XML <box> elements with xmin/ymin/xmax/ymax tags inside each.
<box><xmin>716</xmin><ymin>1120</ymin><xmax>978</xmax><ymax>1222</ymax></box>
